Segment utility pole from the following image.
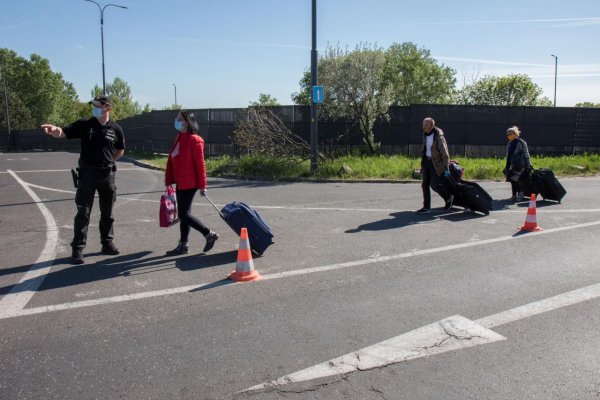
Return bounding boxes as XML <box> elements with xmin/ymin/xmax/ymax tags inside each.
<box><xmin>1</xmin><ymin>55</ymin><xmax>11</xmax><ymax>151</ymax></box>
<box><xmin>551</xmin><ymin>54</ymin><xmax>558</xmax><ymax>107</ymax></box>
<box><xmin>310</xmin><ymin>0</ymin><xmax>318</xmax><ymax>172</ymax></box>
<box><xmin>173</xmin><ymin>83</ymin><xmax>177</xmax><ymax>106</ymax></box>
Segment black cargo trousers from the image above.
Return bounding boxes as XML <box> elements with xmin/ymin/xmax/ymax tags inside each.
<box><xmin>71</xmin><ymin>166</ymin><xmax>116</xmax><ymax>250</ymax></box>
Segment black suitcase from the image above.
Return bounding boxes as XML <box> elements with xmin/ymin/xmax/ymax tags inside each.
<box><xmin>205</xmin><ymin>195</ymin><xmax>274</xmax><ymax>255</ymax></box>
<box><xmin>532</xmin><ymin>168</ymin><xmax>566</xmax><ymax>202</ymax></box>
<box><xmin>431</xmin><ymin>173</ymin><xmax>453</xmax><ymax>200</ymax></box>
<box><xmin>518</xmin><ymin>170</ymin><xmax>539</xmax><ymax>199</ymax></box>
<box><xmin>450</xmin><ymin>179</ymin><xmax>493</xmax><ymax>215</ymax></box>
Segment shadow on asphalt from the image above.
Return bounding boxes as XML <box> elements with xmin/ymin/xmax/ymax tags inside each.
<box><xmin>345</xmin><ymin>207</ymin><xmax>496</xmax><ymax>233</ymax></box>
<box><xmin>0</xmin><ymin>249</ymin><xmax>238</xmax><ymax>295</ymax></box>
<box><xmin>345</xmin><ymin>211</ymin><xmax>431</xmax><ymax>232</ymax></box>
<box><xmin>494</xmin><ymin>197</ymin><xmax>561</xmax><ymax>210</ymax></box>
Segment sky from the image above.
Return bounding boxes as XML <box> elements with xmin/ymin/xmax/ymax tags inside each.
<box><xmin>2</xmin><ymin>0</ymin><xmax>600</xmax><ymax>109</ymax></box>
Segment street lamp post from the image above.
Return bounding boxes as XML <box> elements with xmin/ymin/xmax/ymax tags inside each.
<box><xmin>84</xmin><ymin>0</ymin><xmax>128</xmax><ymax>94</ymax></box>
<box><xmin>310</xmin><ymin>0</ymin><xmax>318</xmax><ymax>172</ymax></box>
<box><xmin>172</xmin><ymin>83</ymin><xmax>177</xmax><ymax>106</ymax></box>
<box><xmin>551</xmin><ymin>54</ymin><xmax>558</xmax><ymax>107</ymax></box>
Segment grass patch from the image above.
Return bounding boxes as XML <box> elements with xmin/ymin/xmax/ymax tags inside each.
<box><xmin>125</xmin><ymin>150</ymin><xmax>168</xmax><ymax>169</ymax></box>
<box><xmin>126</xmin><ymin>151</ymin><xmax>600</xmax><ymax>181</ymax></box>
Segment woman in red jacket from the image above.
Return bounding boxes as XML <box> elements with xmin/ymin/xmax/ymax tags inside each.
<box><xmin>164</xmin><ymin>110</ymin><xmax>219</xmax><ymax>255</ymax></box>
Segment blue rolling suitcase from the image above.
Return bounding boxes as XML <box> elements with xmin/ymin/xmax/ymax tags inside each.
<box><xmin>205</xmin><ymin>195</ymin><xmax>274</xmax><ymax>255</ymax></box>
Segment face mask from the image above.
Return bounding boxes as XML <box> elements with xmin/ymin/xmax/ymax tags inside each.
<box><xmin>92</xmin><ymin>106</ymin><xmax>103</xmax><ymax>118</ymax></box>
<box><xmin>174</xmin><ymin>119</ymin><xmax>185</xmax><ymax>132</ymax></box>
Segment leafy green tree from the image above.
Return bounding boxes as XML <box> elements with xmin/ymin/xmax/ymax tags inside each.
<box><xmin>456</xmin><ymin>74</ymin><xmax>551</xmax><ymax>106</ymax></box>
<box><xmin>0</xmin><ymin>48</ymin><xmax>81</xmax><ymax>128</ymax></box>
<box><xmin>51</xmin><ymin>81</ymin><xmax>84</xmax><ymax>124</ymax></box>
<box><xmin>249</xmin><ymin>93</ymin><xmax>280</xmax><ymax>107</ymax></box>
<box><xmin>91</xmin><ymin>77</ymin><xmax>143</xmax><ymax>120</ymax></box>
<box><xmin>382</xmin><ymin>42</ymin><xmax>456</xmax><ymax>105</ymax></box>
<box><xmin>575</xmin><ymin>102</ymin><xmax>600</xmax><ymax>108</ymax></box>
<box><xmin>291</xmin><ymin>71</ymin><xmax>311</xmax><ymax>105</ymax></box>
<box><xmin>293</xmin><ymin>45</ymin><xmax>392</xmax><ymax>153</ymax></box>
<box><xmin>0</xmin><ymin>90</ymin><xmax>33</xmax><ymax>130</ymax></box>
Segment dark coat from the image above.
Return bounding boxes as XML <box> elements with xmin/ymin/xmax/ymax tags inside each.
<box><xmin>505</xmin><ymin>137</ymin><xmax>531</xmax><ymax>182</ymax></box>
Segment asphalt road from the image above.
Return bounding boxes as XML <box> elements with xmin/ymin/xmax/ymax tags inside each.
<box><xmin>1</xmin><ymin>151</ymin><xmax>600</xmax><ymax>400</ymax></box>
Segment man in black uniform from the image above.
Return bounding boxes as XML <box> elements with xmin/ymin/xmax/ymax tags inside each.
<box><xmin>41</xmin><ymin>95</ymin><xmax>125</xmax><ymax>264</ymax></box>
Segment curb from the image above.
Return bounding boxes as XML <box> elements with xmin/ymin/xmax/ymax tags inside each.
<box><xmin>120</xmin><ymin>157</ymin><xmax>164</xmax><ymax>171</ymax></box>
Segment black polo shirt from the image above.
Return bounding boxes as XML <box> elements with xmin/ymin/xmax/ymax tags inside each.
<box><xmin>63</xmin><ymin>117</ymin><xmax>125</xmax><ymax>169</ymax></box>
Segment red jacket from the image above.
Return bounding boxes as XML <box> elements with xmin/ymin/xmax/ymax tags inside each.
<box><xmin>164</xmin><ymin>132</ymin><xmax>207</xmax><ymax>190</ymax></box>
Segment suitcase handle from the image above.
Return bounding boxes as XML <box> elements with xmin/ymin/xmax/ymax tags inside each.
<box><xmin>203</xmin><ymin>193</ymin><xmax>225</xmax><ymax>219</ymax></box>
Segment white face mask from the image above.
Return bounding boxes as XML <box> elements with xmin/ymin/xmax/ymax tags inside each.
<box><xmin>92</xmin><ymin>106</ymin><xmax>103</xmax><ymax>118</ymax></box>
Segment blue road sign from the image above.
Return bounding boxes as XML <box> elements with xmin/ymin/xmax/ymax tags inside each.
<box><xmin>312</xmin><ymin>86</ymin><xmax>324</xmax><ymax>104</ymax></box>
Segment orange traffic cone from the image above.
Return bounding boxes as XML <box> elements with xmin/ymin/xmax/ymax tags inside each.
<box><xmin>228</xmin><ymin>228</ymin><xmax>262</xmax><ymax>282</ymax></box>
<box><xmin>519</xmin><ymin>194</ymin><xmax>543</xmax><ymax>232</ymax></box>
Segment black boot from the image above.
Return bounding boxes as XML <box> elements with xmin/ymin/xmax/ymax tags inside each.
<box><xmin>71</xmin><ymin>249</ymin><xmax>84</xmax><ymax>265</ymax></box>
<box><xmin>203</xmin><ymin>231</ymin><xmax>219</xmax><ymax>252</ymax></box>
<box><xmin>101</xmin><ymin>241</ymin><xmax>120</xmax><ymax>255</ymax></box>
<box><xmin>166</xmin><ymin>242</ymin><xmax>188</xmax><ymax>255</ymax></box>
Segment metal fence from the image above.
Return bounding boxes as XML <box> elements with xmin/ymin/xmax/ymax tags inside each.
<box><xmin>2</xmin><ymin>105</ymin><xmax>600</xmax><ymax>157</ymax></box>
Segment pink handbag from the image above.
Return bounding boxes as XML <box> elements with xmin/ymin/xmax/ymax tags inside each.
<box><xmin>159</xmin><ymin>186</ymin><xmax>178</xmax><ymax>227</ymax></box>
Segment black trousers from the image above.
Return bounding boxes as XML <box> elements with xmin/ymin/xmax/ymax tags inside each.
<box><xmin>421</xmin><ymin>158</ymin><xmax>451</xmax><ymax>209</ymax></box>
<box><xmin>71</xmin><ymin>167</ymin><xmax>116</xmax><ymax>250</ymax></box>
<box><xmin>510</xmin><ymin>181</ymin><xmax>521</xmax><ymax>196</ymax></box>
<box><xmin>176</xmin><ymin>188</ymin><xmax>210</xmax><ymax>242</ymax></box>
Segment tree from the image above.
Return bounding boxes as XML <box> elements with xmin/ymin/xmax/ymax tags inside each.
<box><xmin>0</xmin><ymin>90</ymin><xmax>33</xmax><ymax>130</ymax></box>
<box><xmin>456</xmin><ymin>74</ymin><xmax>552</xmax><ymax>106</ymax></box>
<box><xmin>162</xmin><ymin>104</ymin><xmax>182</xmax><ymax>111</ymax></box>
<box><xmin>293</xmin><ymin>45</ymin><xmax>393</xmax><ymax>153</ymax></box>
<box><xmin>249</xmin><ymin>93</ymin><xmax>280</xmax><ymax>107</ymax></box>
<box><xmin>0</xmin><ymin>48</ymin><xmax>82</xmax><ymax>128</ymax></box>
<box><xmin>575</xmin><ymin>102</ymin><xmax>600</xmax><ymax>108</ymax></box>
<box><xmin>91</xmin><ymin>77</ymin><xmax>143</xmax><ymax>120</ymax></box>
<box><xmin>291</xmin><ymin>72</ymin><xmax>310</xmax><ymax>105</ymax></box>
<box><xmin>382</xmin><ymin>42</ymin><xmax>456</xmax><ymax>105</ymax></box>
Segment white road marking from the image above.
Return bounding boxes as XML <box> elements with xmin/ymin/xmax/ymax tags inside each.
<box><xmin>1</xmin><ymin>283</ymin><xmax>207</xmax><ymax>319</ymax></box>
<box><xmin>476</xmin><ymin>282</ymin><xmax>600</xmax><ymax>329</ymax></box>
<box><xmin>243</xmin><ymin>315</ymin><xmax>505</xmax><ymax>392</ymax></box>
<box><xmin>0</xmin><ymin>171</ymin><xmax>58</xmax><ymax>316</ymax></box>
<box><xmin>1</xmin><ymin>219</ymin><xmax>599</xmax><ymax>321</ymax></box>
<box><xmin>244</xmin><ymin>280</ymin><xmax>600</xmax><ymax>392</ymax></box>
<box><xmin>26</xmin><ymin>183</ymin><xmax>75</xmax><ymax>194</ymax></box>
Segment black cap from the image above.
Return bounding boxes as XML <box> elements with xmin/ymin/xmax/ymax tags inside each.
<box><xmin>89</xmin><ymin>95</ymin><xmax>112</xmax><ymax>107</ymax></box>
